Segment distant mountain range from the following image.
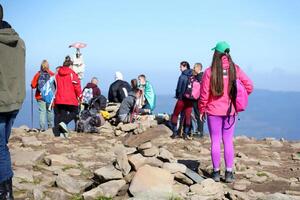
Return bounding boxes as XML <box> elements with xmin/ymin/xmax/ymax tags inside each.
<box><xmin>14</xmin><ymin>89</ymin><xmax>300</xmax><ymax>140</ymax></box>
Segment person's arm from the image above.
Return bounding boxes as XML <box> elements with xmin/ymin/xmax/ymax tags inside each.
<box><xmin>95</xmin><ymin>87</ymin><xmax>101</xmax><ymax>96</ymax></box>
<box><xmin>236</xmin><ymin>66</ymin><xmax>254</xmax><ymax>95</ymax></box>
<box><xmin>72</xmin><ymin>72</ymin><xmax>82</xmax><ymax>99</ymax></box>
<box><xmin>175</xmin><ymin>75</ymin><xmax>183</xmax><ymax>98</ymax></box>
<box><xmin>199</xmin><ymin>69</ymin><xmax>210</xmax><ymax>114</ymax></box>
<box><xmin>31</xmin><ymin>72</ymin><xmax>40</xmax><ymax>89</ymax></box>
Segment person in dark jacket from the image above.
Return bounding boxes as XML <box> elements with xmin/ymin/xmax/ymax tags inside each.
<box><xmin>108</xmin><ymin>71</ymin><xmax>131</xmax><ymax>103</ymax></box>
<box><xmin>53</xmin><ymin>56</ymin><xmax>82</xmax><ymax>137</ymax></box>
<box><xmin>171</xmin><ymin>61</ymin><xmax>193</xmax><ymax>140</ymax></box>
<box><xmin>118</xmin><ymin>88</ymin><xmax>142</xmax><ymax>123</ymax></box>
<box><xmin>0</xmin><ymin>4</ymin><xmax>25</xmax><ymax>199</ymax></box>
<box><xmin>83</xmin><ymin>77</ymin><xmax>101</xmax><ymax>97</ymax></box>
<box><xmin>192</xmin><ymin>63</ymin><xmax>204</xmax><ymax>137</ymax></box>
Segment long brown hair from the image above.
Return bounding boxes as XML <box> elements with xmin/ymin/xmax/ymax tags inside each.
<box><xmin>210</xmin><ymin>50</ymin><xmax>236</xmax><ymax>98</ymax></box>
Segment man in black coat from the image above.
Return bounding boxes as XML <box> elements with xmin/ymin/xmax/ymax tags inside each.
<box><xmin>108</xmin><ymin>71</ymin><xmax>131</xmax><ymax>103</ymax></box>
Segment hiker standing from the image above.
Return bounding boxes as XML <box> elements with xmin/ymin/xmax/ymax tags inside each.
<box><xmin>72</xmin><ymin>49</ymin><xmax>85</xmax><ymax>80</ymax></box>
<box><xmin>200</xmin><ymin>41</ymin><xmax>253</xmax><ymax>182</ymax></box>
<box><xmin>192</xmin><ymin>63</ymin><xmax>204</xmax><ymax>138</ymax></box>
<box><xmin>0</xmin><ymin>4</ymin><xmax>26</xmax><ymax>199</ymax></box>
<box><xmin>138</xmin><ymin>74</ymin><xmax>156</xmax><ymax>114</ymax></box>
<box><xmin>108</xmin><ymin>71</ymin><xmax>131</xmax><ymax>103</ymax></box>
<box><xmin>170</xmin><ymin>61</ymin><xmax>193</xmax><ymax>140</ymax></box>
<box><xmin>31</xmin><ymin>60</ymin><xmax>55</xmax><ymax>132</ymax></box>
<box><xmin>53</xmin><ymin>56</ymin><xmax>82</xmax><ymax>137</ymax></box>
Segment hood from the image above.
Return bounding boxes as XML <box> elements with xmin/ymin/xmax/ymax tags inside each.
<box><xmin>0</xmin><ymin>28</ymin><xmax>19</xmax><ymax>47</ymax></box>
<box><xmin>221</xmin><ymin>55</ymin><xmax>230</xmax><ymax>70</ymax></box>
<box><xmin>182</xmin><ymin>69</ymin><xmax>193</xmax><ymax>76</ymax></box>
<box><xmin>58</xmin><ymin>66</ymin><xmax>73</xmax><ymax>76</ymax></box>
<box><xmin>115</xmin><ymin>71</ymin><xmax>123</xmax><ymax>81</ymax></box>
<box><xmin>86</xmin><ymin>83</ymin><xmax>97</xmax><ymax>88</ymax></box>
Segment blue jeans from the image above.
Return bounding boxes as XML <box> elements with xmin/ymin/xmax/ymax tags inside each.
<box><xmin>37</xmin><ymin>100</ymin><xmax>53</xmax><ymax>130</ymax></box>
<box><xmin>0</xmin><ymin>110</ymin><xmax>18</xmax><ymax>183</ymax></box>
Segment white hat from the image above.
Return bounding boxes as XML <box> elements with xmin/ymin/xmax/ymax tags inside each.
<box><xmin>115</xmin><ymin>71</ymin><xmax>123</xmax><ymax>81</ymax></box>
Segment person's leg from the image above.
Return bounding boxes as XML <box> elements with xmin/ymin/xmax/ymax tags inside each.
<box><xmin>193</xmin><ymin>100</ymin><xmax>204</xmax><ymax>135</ymax></box>
<box><xmin>222</xmin><ymin>115</ymin><xmax>236</xmax><ymax>171</ymax></box>
<box><xmin>170</xmin><ymin>100</ymin><xmax>184</xmax><ymax>137</ymax></box>
<box><xmin>53</xmin><ymin>105</ymin><xmax>63</xmax><ymax>137</ymax></box>
<box><xmin>207</xmin><ymin>115</ymin><xmax>223</xmax><ymax>171</ymax></box>
<box><xmin>182</xmin><ymin>100</ymin><xmax>193</xmax><ymax>138</ymax></box>
<box><xmin>37</xmin><ymin>100</ymin><xmax>46</xmax><ymax>131</ymax></box>
<box><xmin>0</xmin><ymin>110</ymin><xmax>18</xmax><ymax>199</ymax></box>
<box><xmin>46</xmin><ymin>103</ymin><xmax>53</xmax><ymax>129</ymax></box>
<box><xmin>63</xmin><ymin>105</ymin><xmax>79</xmax><ymax>125</ymax></box>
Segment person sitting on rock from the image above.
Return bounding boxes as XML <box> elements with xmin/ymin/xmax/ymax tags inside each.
<box><xmin>82</xmin><ymin>77</ymin><xmax>101</xmax><ymax>110</ymax></box>
<box><xmin>117</xmin><ymin>88</ymin><xmax>142</xmax><ymax>123</ymax></box>
<box><xmin>108</xmin><ymin>71</ymin><xmax>131</xmax><ymax>103</ymax></box>
<box><xmin>138</xmin><ymin>74</ymin><xmax>156</xmax><ymax>114</ymax></box>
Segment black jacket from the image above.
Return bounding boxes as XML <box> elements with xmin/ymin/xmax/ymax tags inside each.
<box><xmin>195</xmin><ymin>72</ymin><xmax>204</xmax><ymax>82</ymax></box>
<box><xmin>108</xmin><ymin>80</ymin><xmax>131</xmax><ymax>103</ymax></box>
<box><xmin>175</xmin><ymin>69</ymin><xmax>193</xmax><ymax>100</ymax></box>
<box><xmin>118</xmin><ymin>91</ymin><xmax>136</xmax><ymax>116</ymax></box>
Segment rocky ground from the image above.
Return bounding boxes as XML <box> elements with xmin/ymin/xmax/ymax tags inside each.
<box><xmin>8</xmin><ymin>115</ymin><xmax>300</xmax><ymax>200</ymax></box>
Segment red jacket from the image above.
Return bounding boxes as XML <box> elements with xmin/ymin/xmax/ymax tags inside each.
<box><xmin>54</xmin><ymin>66</ymin><xmax>82</xmax><ymax>106</ymax></box>
<box><xmin>31</xmin><ymin>70</ymin><xmax>55</xmax><ymax>100</ymax></box>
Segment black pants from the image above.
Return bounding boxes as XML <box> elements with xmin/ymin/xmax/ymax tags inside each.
<box><xmin>193</xmin><ymin>100</ymin><xmax>204</xmax><ymax>133</ymax></box>
<box><xmin>53</xmin><ymin>104</ymin><xmax>79</xmax><ymax>136</ymax></box>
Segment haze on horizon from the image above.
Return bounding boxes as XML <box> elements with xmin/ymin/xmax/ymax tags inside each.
<box><xmin>2</xmin><ymin>0</ymin><xmax>300</xmax><ymax>94</ymax></box>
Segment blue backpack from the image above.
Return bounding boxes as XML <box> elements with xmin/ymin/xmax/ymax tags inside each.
<box><xmin>37</xmin><ymin>70</ymin><xmax>51</xmax><ymax>91</ymax></box>
<box><xmin>41</xmin><ymin>76</ymin><xmax>56</xmax><ymax>105</ymax></box>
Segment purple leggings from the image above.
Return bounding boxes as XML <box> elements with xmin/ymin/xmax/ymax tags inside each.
<box><xmin>207</xmin><ymin>115</ymin><xmax>236</xmax><ymax>171</ymax></box>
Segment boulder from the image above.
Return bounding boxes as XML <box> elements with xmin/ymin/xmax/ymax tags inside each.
<box><xmin>44</xmin><ymin>154</ymin><xmax>77</xmax><ymax>167</ymax></box>
<box><xmin>141</xmin><ymin>146</ymin><xmax>159</xmax><ymax>157</ymax></box>
<box><xmin>129</xmin><ymin>165</ymin><xmax>174</xmax><ymax>199</ymax></box>
<box><xmin>118</xmin><ymin>123</ymin><xmax>138</xmax><ymax>132</ymax></box>
<box><xmin>82</xmin><ymin>186</ymin><xmax>103</xmax><ymax>200</ymax></box>
<box><xmin>138</xmin><ymin>141</ymin><xmax>152</xmax><ymax>150</ymax></box>
<box><xmin>14</xmin><ymin>168</ymin><xmax>34</xmax><ymax>183</ymax></box>
<box><xmin>94</xmin><ymin>165</ymin><xmax>123</xmax><ymax>181</ymax></box>
<box><xmin>11</xmin><ymin>149</ymin><xmax>46</xmax><ymax>166</ymax></box>
<box><xmin>99</xmin><ymin>179</ymin><xmax>126</xmax><ymax>198</ymax></box>
<box><xmin>163</xmin><ymin>163</ymin><xmax>187</xmax><ymax>174</ymax></box>
<box><xmin>158</xmin><ymin>148</ymin><xmax>176</xmax><ymax>162</ymax></box>
<box><xmin>190</xmin><ymin>178</ymin><xmax>224</xmax><ymax>196</ymax></box>
<box><xmin>128</xmin><ymin>153</ymin><xmax>147</xmax><ymax>171</ymax></box>
<box><xmin>115</xmin><ymin>147</ymin><xmax>131</xmax><ymax>175</ymax></box>
<box><xmin>55</xmin><ymin>173</ymin><xmax>91</xmax><ymax>194</ymax></box>
<box><xmin>145</xmin><ymin>157</ymin><xmax>164</xmax><ymax>168</ymax></box>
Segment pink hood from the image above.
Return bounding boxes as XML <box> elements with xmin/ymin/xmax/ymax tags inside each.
<box><xmin>199</xmin><ymin>56</ymin><xmax>254</xmax><ymax>116</ymax></box>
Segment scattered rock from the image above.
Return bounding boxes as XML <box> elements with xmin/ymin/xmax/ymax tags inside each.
<box><xmin>174</xmin><ymin>172</ymin><xmax>194</xmax><ymax>185</ymax></box>
<box><xmin>292</xmin><ymin>153</ymin><xmax>300</xmax><ymax>161</ymax></box>
<box><xmin>269</xmin><ymin>140</ymin><xmax>283</xmax><ymax>148</ymax></box>
<box><xmin>129</xmin><ymin>165</ymin><xmax>174</xmax><ymax>199</ymax></box>
<box><xmin>119</xmin><ymin>123</ymin><xmax>138</xmax><ymax>132</ymax></box>
<box><xmin>99</xmin><ymin>179</ymin><xmax>126</xmax><ymax>198</ymax></box>
<box><xmin>115</xmin><ymin>147</ymin><xmax>131</xmax><ymax>175</ymax></box>
<box><xmin>82</xmin><ymin>186</ymin><xmax>103</xmax><ymax>200</ymax></box>
<box><xmin>94</xmin><ymin>165</ymin><xmax>123</xmax><ymax>182</ymax></box>
<box><xmin>44</xmin><ymin>154</ymin><xmax>77</xmax><ymax>167</ymax></box>
<box><xmin>250</xmin><ymin>174</ymin><xmax>268</xmax><ymax>184</ymax></box>
<box><xmin>11</xmin><ymin>149</ymin><xmax>46</xmax><ymax>166</ymax></box>
<box><xmin>21</xmin><ymin>136</ymin><xmax>42</xmax><ymax>147</ymax></box>
<box><xmin>162</xmin><ymin>162</ymin><xmax>187</xmax><ymax>174</ymax></box>
<box><xmin>55</xmin><ymin>173</ymin><xmax>91</xmax><ymax>194</ymax></box>
<box><xmin>145</xmin><ymin>157</ymin><xmax>164</xmax><ymax>168</ymax></box>
<box><xmin>138</xmin><ymin>141</ymin><xmax>152</xmax><ymax>150</ymax></box>
<box><xmin>128</xmin><ymin>153</ymin><xmax>147</xmax><ymax>171</ymax></box>
<box><xmin>158</xmin><ymin>148</ymin><xmax>176</xmax><ymax>162</ymax></box>
<box><xmin>172</xmin><ymin>182</ymin><xmax>189</xmax><ymax>198</ymax></box>
<box><xmin>141</xmin><ymin>146</ymin><xmax>159</xmax><ymax>157</ymax></box>
<box><xmin>190</xmin><ymin>178</ymin><xmax>224</xmax><ymax>197</ymax></box>
<box><xmin>14</xmin><ymin>168</ymin><xmax>34</xmax><ymax>183</ymax></box>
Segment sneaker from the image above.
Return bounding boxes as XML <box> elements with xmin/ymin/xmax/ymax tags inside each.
<box><xmin>183</xmin><ymin>135</ymin><xmax>192</xmax><ymax>140</ymax></box>
<box><xmin>59</xmin><ymin>122</ymin><xmax>69</xmax><ymax>133</ymax></box>
<box><xmin>60</xmin><ymin>132</ymin><xmax>69</xmax><ymax>139</ymax></box>
<box><xmin>171</xmin><ymin>134</ymin><xmax>179</xmax><ymax>139</ymax></box>
<box><xmin>225</xmin><ymin>171</ymin><xmax>235</xmax><ymax>183</ymax></box>
<box><xmin>211</xmin><ymin>170</ymin><xmax>220</xmax><ymax>182</ymax></box>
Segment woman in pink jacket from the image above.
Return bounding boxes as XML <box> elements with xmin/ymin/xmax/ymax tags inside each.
<box><xmin>200</xmin><ymin>41</ymin><xmax>253</xmax><ymax>183</ymax></box>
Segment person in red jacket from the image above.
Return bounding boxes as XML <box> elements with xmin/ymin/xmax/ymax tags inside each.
<box><xmin>53</xmin><ymin>56</ymin><xmax>82</xmax><ymax>137</ymax></box>
<box><xmin>31</xmin><ymin>60</ymin><xmax>55</xmax><ymax>132</ymax></box>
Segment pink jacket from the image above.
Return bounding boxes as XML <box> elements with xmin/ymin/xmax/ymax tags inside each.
<box><xmin>200</xmin><ymin>56</ymin><xmax>254</xmax><ymax>116</ymax></box>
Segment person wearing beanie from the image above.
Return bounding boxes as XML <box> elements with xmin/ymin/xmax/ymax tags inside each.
<box><xmin>108</xmin><ymin>71</ymin><xmax>131</xmax><ymax>103</ymax></box>
<box><xmin>0</xmin><ymin>4</ymin><xmax>25</xmax><ymax>199</ymax></box>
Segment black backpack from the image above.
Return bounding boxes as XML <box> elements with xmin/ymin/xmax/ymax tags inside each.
<box><xmin>76</xmin><ymin>109</ymin><xmax>104</xmax><ymax>133</ymax></box>
<box><xmin>89</xmin><ymin>95</ymin><xmax>107</xmax><ymax>111</ymax></box>
<box><xmin>38</xmin><ymin>71</ymin><xmax>51</xmax><ymax>91</ymax></box>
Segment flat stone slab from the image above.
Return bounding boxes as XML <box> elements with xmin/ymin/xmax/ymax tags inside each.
<box><xmin>184</xmin><ymin>168</ymin><xmax>204</xmax><ymax>184</ymax></box>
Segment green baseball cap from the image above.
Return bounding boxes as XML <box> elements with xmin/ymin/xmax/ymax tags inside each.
<box><xmin>211</xmin><ymin>41</ymin><xmax>230</xmax><ymax>53</ymax></box>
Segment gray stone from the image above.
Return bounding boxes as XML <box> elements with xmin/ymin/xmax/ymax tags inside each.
<box><xmin>115</xmin><ymin>130</ymin><xmax>123</xmax><ymax>136</ymax></box>
<box><xmin>33</xmin><ymin>187</ymin><xmax>45</xmax><ymax>200</ymax></box>
<box><xmin>21</xmin><ymin>136</ymin><xmax>42</xmax><ymax>147</ymax></box>
<box><xmin>269</xmin><ymin>140</ymin><xmax>283</xmax><ymax>148</ymax></box>
<box><xmin>172</xmin><ymin>182</ymin><xmax>189</xmax><ymax>198</ymax></box>
<box><xmin>158</xmin><ymin>148</ymin><xmax>176</xmax><ymax>162</ymax></box>
<box><xmin>175</xmin><ymin>172</ymin><xmax>194</xmax><ymax>185</ymax></box>
<box><xmin>129</xmin><ymin>165</ymin><xmax>174</xmax><ymax>199</ymax></box>
<box><xmin>138</xmin><ymin>141</ymin><xmax>152</xmax><ymax>150</ymax></box>
<box><xmin>119</xmin><ymin>123</ymin><xmax>138</xmax><ymax>132</ymax></box>
<box><xmin>99</xmin><ymin>180</ymin><xmax>127</xmax><ymax>198</ymax></box>
<box><xmin>128</xmin><ymin>153</ymin><xmax>147</xmax><ymax>171</ymax></box>
<box><xmin>145</xmin><ymin>157</ymin><xmax>164</xmax><ymax>168</ymax></box>
<box><xmin>115</xmin><ymin>147</ymin><xmax>131</xmax><ymax>175</ymax></box>
<box><xmin>45</xmin><ymin>188</ymin><xmax>72</xmax><ymax>200</ymax></box>
<box><xmin>163</xmin><ymin>162</ymin><xmax>187</xmax><ymax>174</ymax></box>
<box><xmin>44</xmin><ymin>154</ymin><xmax>78</xmax><ymax>167</ymax></box>
<box><xmin>94</xmin><ymin>165</ymin><xmax>123</xmax><ymax>181</ymax></box>
<box><xmin>14</xmin><ymin>168</ymin><xmax>34</xmax><ymax>183</ymax></box>
<box><xmin>55</xmin><ymin>173</ymin><xmax>91</xmax><ymax>194</ymax></box>
<box><xmin>190</xmin><ymin>178</ymin><xmax>224</xmax><ymax>196</ymax></box>
<box><xmin>82</xmin><ymin>186</ymin><xmax>103</xmax><ymax>200</ymax></box>
<box><xmin>184</xmin><ymin>168</ymin><xmax>204</xmax><ymax>184</ymax></box>
<box><xmin>141</xmin><ymin>146</ymin><xmax>159</xmax><ymax>157</ymax></box>
<box><xmin>11</xmin><ymin>149</ymin><xmax>46</xmax><ymax>166</ymax></box>
<box><xmin>250</xmin><ymin>175</ymin><xmax>268</xmax><ymax>184</ymax></box>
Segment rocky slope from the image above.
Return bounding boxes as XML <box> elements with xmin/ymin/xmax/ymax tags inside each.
<box><xmin>8</xmin><ymin>117</ymin><xmax>300</xmax><ymax>200</ymax></box>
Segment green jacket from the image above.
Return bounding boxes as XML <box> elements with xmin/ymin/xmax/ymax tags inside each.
<box><xmin>142</xmin><ymin>81</ymin><xmax>156</xmax><ymax>111</ymax></box>
<box><xmin>0</xmin><ymin>28</ymin><xmax>26</xmax><ymax>113</ymax></box>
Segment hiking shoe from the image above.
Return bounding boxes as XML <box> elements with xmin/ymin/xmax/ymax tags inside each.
<box><xmin>225</xmin><ymin>171</ymin><xmax>235</xmax><ymax>183</ymax></box>
<box><xmin>59</xmin><ymin>122</ymin><xmax>69</xmax><ymax>133</ymax></box>
<box><xmin>183</xmin><ymin>135</ymin><xmax>192</xmax><ymax>140</ymax></box>
<box><xmin>171</xmin><ymin>134</ymin><xmax>179</xmax><ymax>139</ymax></box>
<box><xmin>211</xmin><ymin>170</ymin><xmax>220</xmax><ymax>182</ymax></box>
<box><xmin>60</xmin><ymin>132</ymin><xmax>69</xmax><ymax>139</ymax></box>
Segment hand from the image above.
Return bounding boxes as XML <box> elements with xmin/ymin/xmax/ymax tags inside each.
<box><xmin>200</xmin><ymin>113</ymin><xmax>206</xmax><ymax>122</ymax></box>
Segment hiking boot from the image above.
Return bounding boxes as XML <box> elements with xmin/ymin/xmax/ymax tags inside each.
<box><xmin>225</xmin><ymin>171</ymin><xmax>235</xmax><ymax>183</ymax></box>
<box><xmin>211</xmin><ymin>170</ymin><xmax>220</xmax><ymax>182</ymax></box>
<box><xmin>2</xmin><ymin>178</ymin><xmax>14</xmax><ymax>200</ymax></box>
<box><xmin>59</xmin><ymin>122</ymin><xmax>69</xmax><ymax>133</ymax></box>
<box><xmin>183</xmin><ymin>135</ymin><xmax>192</xmax><ymax>140</ymax></box>
<box><xmin>171</xmin><ymin>133</ymin><xmax>179</xmax><ymax>139</ymax></box>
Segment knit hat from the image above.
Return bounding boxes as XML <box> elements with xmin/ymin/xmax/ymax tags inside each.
<box><xmin>115</xmin><ymin>71</ymin><xmax>123</xmax><ymax>81</ymax></box>
<box><xmin>211</xmin><ymin>41</ymin><xmax>230</xmax><ymax>53</ymax></box>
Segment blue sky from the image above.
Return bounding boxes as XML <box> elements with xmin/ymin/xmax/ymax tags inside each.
<box><xmin>2</xmin><ymin>0</ymin><xmax>300</xmax><ymax>94</ymax></box>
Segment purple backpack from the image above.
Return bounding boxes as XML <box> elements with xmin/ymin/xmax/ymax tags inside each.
<box><xmin>235</xmin><ymin>79</ymin><xmax>248</xmax><ymax>112</ymax></box>
<box><xmin>184</xmin><ymin>76</ymin><xmax>201</xmax><ymax>100</ymax></box>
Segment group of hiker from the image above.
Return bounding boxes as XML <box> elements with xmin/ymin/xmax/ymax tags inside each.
<box><xmin>0</xmin><ymin>3</ymin><xmax>254</xmax><ymax>198</ymax></box>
